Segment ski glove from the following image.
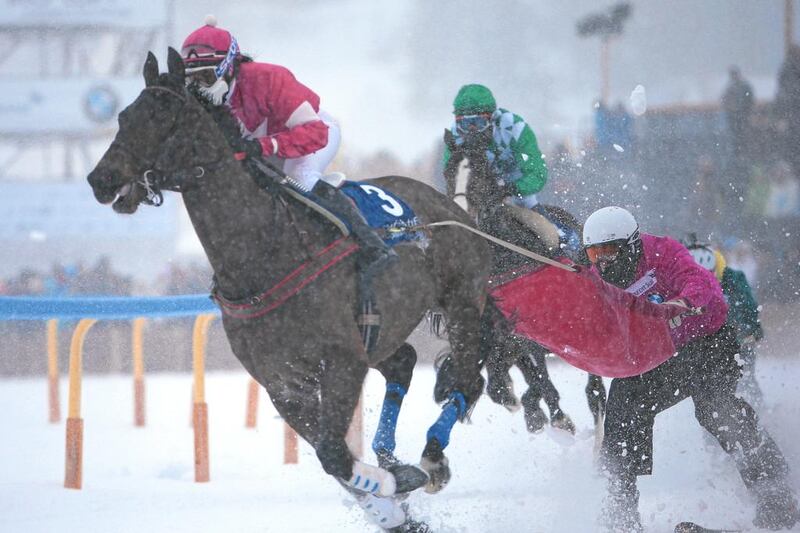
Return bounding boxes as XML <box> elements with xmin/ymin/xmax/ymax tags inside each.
<box><xmin>663</xmin><ymin>298</ymin><xmax>689</xmax><ymax>329</ymax></box>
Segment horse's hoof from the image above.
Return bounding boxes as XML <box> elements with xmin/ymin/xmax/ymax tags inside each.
<box><xmin>550</xmin><ymin>409</ymin><xmax>576</xmax><ymax>435</ymax></box>
<box><xmin>376</xmin><ymin>448</ymin><xmax>401</xmax><ymax>470</ymax></box>
<box><xmin>420</xmin><ymin>455</ymin><xmax>451</xmax><ymax>494</ymax></box>
<box><xmin>388</xmin><ymin>463</ymin><xmax>429</xmax><ymax>494</ymax></box>
<box><xmin>523</xmin><ymin>404</ymin><xmax>547</xmax><ymax>434</ymax></box>
<box><xmin>486</xmin><ymin>376</ymin><xmax>520</xmax><ymax>410</ymax></box>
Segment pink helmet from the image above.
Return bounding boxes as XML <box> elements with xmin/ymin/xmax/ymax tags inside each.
<box><xmin>181</xmin><ymin>15</ymin><xmax>237</xmax><ymax>74</ymax></box>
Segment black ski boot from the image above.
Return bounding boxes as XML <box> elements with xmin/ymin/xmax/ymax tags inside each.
<box><xmin>599</xmin><ymin>472</ymin><xmax>643</xmax><ymax>533</ymax></box>
<box><xmin>753</xmin><ymin>478</ymin><xmax>799</xmax><ymax>530</ymax></box>
<box><xmin>735</xmin><ymin>433</ymin><xmax>799</xmax><ymax>529</ymax></box>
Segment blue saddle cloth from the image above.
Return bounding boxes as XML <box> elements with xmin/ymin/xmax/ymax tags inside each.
<box><xmin>339</xmin><ymin>181</ymin><xmax>424</xmax><ymax>246</ymax></box>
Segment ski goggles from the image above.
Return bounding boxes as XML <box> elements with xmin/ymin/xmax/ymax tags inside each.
<box><xmin>185</xmin><ymin>66</ymin><xmax>218</xmax><ymax>87</ymax></box>
<box><xmin>455</xmin><ymin>113</ymin><xmax>492</xmax><ymax>135</ymax></box>
<box><xmin>585</xmin><ymin>242</ymin><xmax>624</xmax><ymax>264</ymax></box>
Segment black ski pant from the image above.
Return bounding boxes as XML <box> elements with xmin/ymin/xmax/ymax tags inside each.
<box><xmin>601</xmin><ymin>323</ymin><xmax>789</xmax><ymax>489</ymax></box>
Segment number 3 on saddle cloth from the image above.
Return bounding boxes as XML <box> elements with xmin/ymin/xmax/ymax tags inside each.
<box><xmin>337</xmin><ymin>182</ymin><xmax>426</xmax><ymax>246</ymax></box>
<box><xmin>211</xmin><ymin>182</ymin><xmax>425</xmax><ymax>327</ymax></box>
<box><xmin>488</xmin><ymin>261</ymin><xmax>682</xmax><ymax>378</ymax></box>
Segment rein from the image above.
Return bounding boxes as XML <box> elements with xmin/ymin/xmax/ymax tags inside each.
<box><xmin>126</xmin><ymin>86</ymin><xmax>225</xmax><ymax>205</ymax></box>
<box><xmin>403</xmin><ymin>220</ymin><xmax>577</xmax><ymax>272</ymax></box>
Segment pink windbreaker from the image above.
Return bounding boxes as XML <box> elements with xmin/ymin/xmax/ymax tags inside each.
<box><xmin>633</xmin><ymin>233</ymin><xmax>728</xmax><ymax>348</ymax></box>
<box><xmin>226</xmin><ymin>62</ymin><xmax>329</xmax><ymax>159</ymax></box>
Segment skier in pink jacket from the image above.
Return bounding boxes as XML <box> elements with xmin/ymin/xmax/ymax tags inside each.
<box><xmin>180</xmin><ymin>16</ymin><xmax>392</xmax><ymax>274</ymax></box>
<box><xmin>583</xmin><ymin>207</ymin><xmax>797</xmax><ymax>532</ymax></box>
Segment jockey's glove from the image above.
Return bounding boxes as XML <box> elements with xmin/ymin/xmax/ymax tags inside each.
<box><xmin>243</xmin><ymin>138</ymin><xmax>264</xmax><ymax>159</ymax></box>
<box><xmin>663</xmin><ymin>298</ymin><xmax>689</xmax><ymax>329</ymax></box>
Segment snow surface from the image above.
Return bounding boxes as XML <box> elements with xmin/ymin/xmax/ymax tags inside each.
<box><xmin>2</xmin><ymin>357</ymin><xmax>799</xmax><ymax>532</ymax></box>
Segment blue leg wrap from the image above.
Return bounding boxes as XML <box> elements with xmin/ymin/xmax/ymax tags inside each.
<box><xmin>371</xmin><ymin>382</ymin><xmax>407</xmax><ymax>454</ymax></box>
<box><xmin>425</xmin><ymin>391</ymin><xmax>467</xmax><ymax>450</ymax></box>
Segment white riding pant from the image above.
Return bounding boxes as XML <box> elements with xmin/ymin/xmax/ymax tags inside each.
<box><xmin>283</xmin><ymin>110</ymin><xmax>344</xmax><ymax>190</ymax></box>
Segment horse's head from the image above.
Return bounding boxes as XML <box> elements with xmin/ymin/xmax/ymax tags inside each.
<box><xmin>444</xmin><ymin>128</ymin><xmax>506</xmax><ymax>221</ymax></box>
<box><xmin>87</xmin><ymin>48</ymin><xmax>227</xmax><ymax>214</ymax></box>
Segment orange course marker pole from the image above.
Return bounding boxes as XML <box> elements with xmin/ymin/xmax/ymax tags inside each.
<box><xmin>283</xmin><ymin>422</ymin><xmax>298</xmax><ymax>464</ymax></box>
<box><xmin>47</xmin><ymin>319</ymin><xmax>60</xmax><ymax>423</ymax></box>
<box><xmin>64</xmin><ymin>318</ymin><xmax>97</xmax><ymax>490</ymax></box>
<box><xmin>192</xmin><ymin>313</ymin><xmax>214</xmax><ymax>483</ymax></box>
<box><xmin>245</xmin><ymin>378</ymin><xmax>259</xmax><ymax>428</ymax></box>
<box><xmin>132</xmin><ymin>318</ymin><xmax>146</xmax><ymax>427</ymax></box>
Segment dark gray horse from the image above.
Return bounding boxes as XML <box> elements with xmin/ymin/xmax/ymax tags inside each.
<box><xmin>443</xmin><ymin>132</ymin><xmax>607</xmax><ymax>433</ymax></box>
<box><xmin>87</xmin><ymin>49</ymin><xmax>490</xmax><ymax>532</ymax></box>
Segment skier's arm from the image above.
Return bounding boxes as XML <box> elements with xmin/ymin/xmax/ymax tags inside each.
<box><xmin>662</xmin><ymin>238</ymin><xmax>719</xmax><ymax>309</ymax></box>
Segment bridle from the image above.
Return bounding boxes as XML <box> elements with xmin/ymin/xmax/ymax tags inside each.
<box><xmin>112</xmin><ymin>85</ymin><xmax>223</xmax><ymax>206</ymax></box>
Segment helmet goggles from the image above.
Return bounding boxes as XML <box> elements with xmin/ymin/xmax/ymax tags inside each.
<box><xmin>455</xmin><ymin>113</ymin><xmax>492</xmax><ymax>135</ymax></box>
<box><xmin>585</xmin><ymin>241</ymin><xmax>625</xmax><ymax>265</ymax></box>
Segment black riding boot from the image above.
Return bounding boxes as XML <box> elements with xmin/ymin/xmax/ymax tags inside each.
<box><xmin>311</xmin><ymin>180</ymin><xmax>396</xmax><ymax>350</ymax></box>
<box><xmin>311</xmin><ymin>180</ymin><xmax>395</xmax><ymax>270</ymax></box>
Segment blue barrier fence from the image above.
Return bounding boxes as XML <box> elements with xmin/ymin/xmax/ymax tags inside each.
<box><xmin>0</xmin><ymin>295</ymin><xmax>220</xmax><ymax>321</ymax></box>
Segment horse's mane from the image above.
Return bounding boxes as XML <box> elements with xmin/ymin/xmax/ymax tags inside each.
<box><xmin>188</xmin><ymin>87</ymin><xmax>250</xmax><ymax>152</ymax></box>
<box><xmin>185</xmin><ymin>87</ymin><xmax>290</xmax><ymax>195</ymax></box>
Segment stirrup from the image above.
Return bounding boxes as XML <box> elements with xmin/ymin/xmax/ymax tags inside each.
<box><xmin>358</xmin><ymin>299</ymin><xmax>382</xmax><ymax>353</ymax></box>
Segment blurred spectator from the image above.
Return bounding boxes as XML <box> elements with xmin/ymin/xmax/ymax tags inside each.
<box><xmin>764</xmin><ymin>160</ymin><xmax>799</xmax><ymax>219</ymax></box>
<box><xmin>743</xmin><ymin>164</ymin><xmax>770</xmax><ymax>220</ymax></box>
<box><xmin>9</xmin><ymin>269</ymin><xmax>45</xmax><ymax>296</ymax></box>
<box><xmin>73</xmin><ymin>256</ymin><xmax>132</xmax><ymax>296</ymax></box>
<box><xmin>159</xmin><ymin>262</ymin><xmax>212</xmax><ymax>295</ymax></box>
<box><xmin>613</xmin><ymin>102</ymin><xmax>633</xmax><ymax>152</ymax></box>
<box><xmin>775</xmin><ymin>45</ymin><xmax>800</xmax><ymax>176</ymax></box>
<box><xmin>724</xmin><ymin>238</ymin><xmax>760</xmax><ymax>291</ymax></box>
<box><xmin>594</xmin><ymin>101</ymin><xmax>633</xmax><ymax>155</ymax></box>
<box><xmin>43</xmin><ymin>263</ymin><xmax>77</xmax><ymax>297</ymax></box>
<box><xmin>722</xmin><ymin>66</ymin><xmax>754</xmax><ymax>161</ymax></box>
<box><xmin>687</xmin><ymin>154</ymin><xmax>726</xmax><ymax>238</ymax></box>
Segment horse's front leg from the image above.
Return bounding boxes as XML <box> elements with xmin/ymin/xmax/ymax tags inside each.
<box><xmin>317</xmin><ymin>345</ymin><xmax>429</xmax><ymax>498</ymax></box>
<box><xmin>423</xmin><ymin>302</ymin><xmax>485</xmax><ymax>494</ymax></box>
<box><xmin>316</xmin><ymin>346</ymin><xmax>368</xmax><ymax>482</ymax></box>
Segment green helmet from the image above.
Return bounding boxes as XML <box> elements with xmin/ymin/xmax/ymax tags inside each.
<box><xmin>452</xmin><ymin>84</ymin><xmax>496</xmax><ymax>115</ymax></box>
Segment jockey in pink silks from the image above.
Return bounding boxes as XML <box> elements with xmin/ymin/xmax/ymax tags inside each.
<box><xmin>180</xmin><ymin>15</ymin><xmax>392</xmax><ymax>274</ymax></box>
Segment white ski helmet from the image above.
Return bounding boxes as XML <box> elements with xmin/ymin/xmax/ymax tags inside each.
<box><xmin>688</xmin><ymin>246</ymin><xmax>717</xmax><ymax>272</ymax></box>
<box><xmin>583</xmin><ymin>206</ymin><xmax>640</xmax><ymax>247</ymax></box>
